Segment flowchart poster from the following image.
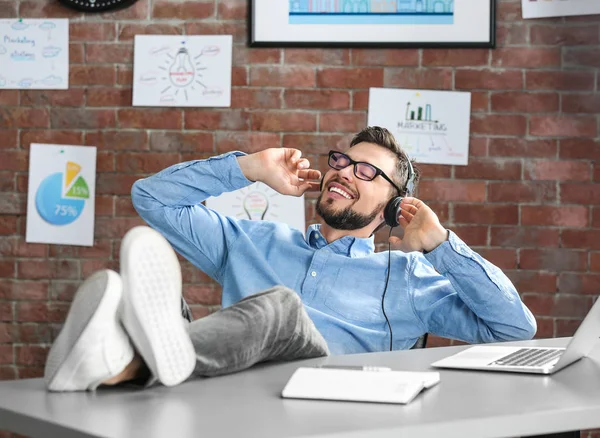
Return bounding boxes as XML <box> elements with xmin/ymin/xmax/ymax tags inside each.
<box><xmin>133</xmin><ymin>35</ymin><xmax>232</xmax><ymax>107</ymax></box>
<box><xmin>368</xmin><ymin>87</ymin><xmax>471</xmax><ymax>166</ymax></box>
<box><xmin>0</xmin><ymin>19</ymin><xmax>69</xmax><ymax>89</ymax></box>
<box><xmin>206</xmin><ymin>182</ymin><xmax>306</xmax><ymax>235</ymax></box>
<box><xmin>26</xmin><ymin>144</ymin><xmax>97</xmax><ymax>246</ymax></box>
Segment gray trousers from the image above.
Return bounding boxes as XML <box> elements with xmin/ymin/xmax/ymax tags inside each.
<box><xmin>181</xmin><ymin>286</ymin><xmax>330</xmax><ymax>377</ymax></box>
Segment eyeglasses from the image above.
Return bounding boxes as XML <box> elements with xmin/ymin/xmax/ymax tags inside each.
<box><xmin>327</xmin><ymin>150</ymin><xmax>402</xmax><ymax>195</ymax></box>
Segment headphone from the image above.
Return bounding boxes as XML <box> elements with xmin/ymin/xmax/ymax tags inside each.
<box><xmin>382</xmin><ymin>157</ymin><xmax>416</xmax><ymax>228</ymax></box>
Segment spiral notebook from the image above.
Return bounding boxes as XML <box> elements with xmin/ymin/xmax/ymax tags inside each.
<box><xmin>281</xmin><ymin>367</ymin><xmax>440</xmax><ymax>404</ymax></box>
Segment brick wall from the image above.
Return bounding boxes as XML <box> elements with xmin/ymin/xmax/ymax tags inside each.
<box><xmin>0</xmin><ymin>0</ymin><xmax>599</xmax><ymax>434</ymax></box>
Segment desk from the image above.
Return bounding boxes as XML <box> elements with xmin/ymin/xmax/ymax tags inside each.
<box><xmin>1</xmin><ymin>338</ymin><xmax>599</xmax><ymax>438</ymax></box>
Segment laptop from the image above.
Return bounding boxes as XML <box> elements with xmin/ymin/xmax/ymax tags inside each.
<box><xmin>431</xmin><ymin>297</ymin><xmax>600</xmax><ymax>375</ymax></box>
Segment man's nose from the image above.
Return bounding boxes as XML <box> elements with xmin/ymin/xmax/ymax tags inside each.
<box><xmin>338</xmin><ymin>164</ymin><xmax>355</xmax><ymax>182</ymax></box>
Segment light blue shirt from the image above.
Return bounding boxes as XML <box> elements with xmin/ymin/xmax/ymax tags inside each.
<box><xmin>131</xmin><ymin>152</ymin><xmax>537</xmax><ymax>355</ymax></box>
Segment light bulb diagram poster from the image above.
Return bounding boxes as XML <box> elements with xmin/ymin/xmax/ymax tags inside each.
<box><xmin>205</xmin><ymin>182</ymin><xmax>306</xmax><ymax>235</ymax></box>
<box><xmin>522</xmin><ymin>0</ymin><xmax>600</xmax><ymax>19</ymax></box>
<box><xmin>0</xmin><ymin>19</ymin><xmax>69</xmax><ymax>90</ymax></box>
<box><xmin>132</xmin><ymin>35</ymin><xmax>232</xmax><ymax>107</ymax></box>
<box><xmin>368</xmin><ymin>87</ymin><xmax>471</xmax><ymax>166</ymax></box>
<box><xmin>26</xmin><ymin>144</ymin><xmax>97</xmax><ymax>246</ymax></box>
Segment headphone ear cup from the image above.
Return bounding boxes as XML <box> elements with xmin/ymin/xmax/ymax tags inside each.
<box><xmin>384</xmin><ymin>197</ymin><xmax>402</xmax><ymax>228</ymax></box>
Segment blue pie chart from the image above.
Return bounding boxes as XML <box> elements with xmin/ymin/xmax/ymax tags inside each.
<box><xmin>36</xmin><ymin>172</ymin><xmax>84</xmax><ymax>225</ymax></box>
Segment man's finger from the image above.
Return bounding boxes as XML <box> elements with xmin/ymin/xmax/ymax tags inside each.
<box><xmin>290</xmin><ymin>149</ymin><xmax>302</xmax><ymax>163</ymax></box>
<box><xmin>298</xmin><ymin>169</ymin><xmax>322</xmax><ymax>180</ymax></box>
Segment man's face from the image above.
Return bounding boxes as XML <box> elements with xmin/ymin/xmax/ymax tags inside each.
<box><xmin>316</xmin><ymin>142</ymin><xmax>399</xmax><ymax>231</ymax></box>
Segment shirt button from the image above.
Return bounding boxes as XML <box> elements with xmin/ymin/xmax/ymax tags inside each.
<box><xmin>311</xmin><ymin>271</ymin><xmax>317</xmax><ymax>277</ymax></box>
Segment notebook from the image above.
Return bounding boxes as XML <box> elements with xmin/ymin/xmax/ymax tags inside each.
<box><xmin>281</xmin><ymin>367</ymin><xmax>440</xmax><ymax>404</ymax></box>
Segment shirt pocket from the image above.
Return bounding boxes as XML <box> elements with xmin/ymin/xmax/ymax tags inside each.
<box><xmin>323</xmin><ymin>279</ymin><xmax>386</xmax><ymax>324</ymax></box>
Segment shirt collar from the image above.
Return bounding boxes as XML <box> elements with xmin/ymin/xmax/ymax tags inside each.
<box><xmin>306</xmin><ymin>224</ymin><xmax>375</xmax><ymax>258</ymax></box>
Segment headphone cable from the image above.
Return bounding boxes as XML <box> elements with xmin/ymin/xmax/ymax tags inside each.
<box><xmin>382</xmin><ymin>227</ymin><xmax>394</xmax><ymax>352</ymax></box>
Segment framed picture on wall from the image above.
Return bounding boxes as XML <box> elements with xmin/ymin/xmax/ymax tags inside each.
<box><xmin>249</xmin><ymin>0</ymin><xmax>496</xmax><ymax>48</ymax></box>
<box><xmin>522</xmin><ymin>0</ymin><xmax>600</xmax><ymax>19</ymax></box>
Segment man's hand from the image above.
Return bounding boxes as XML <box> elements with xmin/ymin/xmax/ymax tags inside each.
<box><xmin>388</xmin><ymin>197</ymin><xmax>448</xmax><ymax>253</ymax></box>
<box><xmin>237</xmin><ymin>148</ymin><xmax>322</xmax><ymax>196</ymax></box>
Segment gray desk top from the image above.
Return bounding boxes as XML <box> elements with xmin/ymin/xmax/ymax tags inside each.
<box><xmin>2</xmin><ymin>338</ymin><xmax>600</xmax><ymax>438</ymax></box>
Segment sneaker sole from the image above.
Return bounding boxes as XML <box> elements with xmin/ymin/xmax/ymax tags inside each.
<box><xmin>120</xmin><ymin>226</ymin><xmax>195</xmax><ymax>387</ymax></box>
<box><xmin>45</xmin><ymin>270</ymin><xmax>125</xmax><ymax>391</ymax></box>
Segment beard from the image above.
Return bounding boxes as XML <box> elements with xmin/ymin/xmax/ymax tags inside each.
<box><xmin>316</xmin><ymin>192</ymin><xmax>386</xmax><ymax>231</ymax></box>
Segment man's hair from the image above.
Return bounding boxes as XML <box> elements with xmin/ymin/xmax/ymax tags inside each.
<box><xmin>349</xmin><ymin>126</ymin><xmax>420</xmax><ymax>197</ymax></box>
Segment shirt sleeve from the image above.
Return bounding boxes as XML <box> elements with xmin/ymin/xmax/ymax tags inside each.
<box><xmin>130</xmin><ymin>152</ymin><xmax>253</xmax><ymax>284</ymax></box>
<box><xmin>408</xmin><ymin>230</ymin><xmax>537</xmax><ymax>344</ymax></box>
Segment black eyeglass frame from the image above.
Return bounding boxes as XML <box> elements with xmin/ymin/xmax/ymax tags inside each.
<box><xmin>327</xmin><ymin>150</ymin><xmax>403</xmax><ymax>195</ymax></box>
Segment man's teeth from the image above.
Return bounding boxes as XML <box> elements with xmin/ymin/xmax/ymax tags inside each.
<box><xmin>329</xmin><ymin>187</ymin><xmax>352</xmax><ymax>199</ymax></box>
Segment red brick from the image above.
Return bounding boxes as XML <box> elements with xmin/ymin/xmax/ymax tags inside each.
<box><xmin>418</xmin><ymin>180</ymin><xmax>485</xmax><ymax>202</ymax></box>
<box><xmin>286</xmin><ymin>49</ymin><xmax>350</xmax><ymax>65</ymax></box>
<box><xmin>555</xmin><ymin>319</ymin><xmax>582</xmax><ymax>338</ymax></box>
<box><xmin>384</xmin><ymin>68</ymin><xmax>453</xmax><ymax>89</ymax></box>
<box><xmin>14</xmin><ymin>324</ymin><xmax>53</xmax><ymax>344</ymax></box>
<box><xmin>454</xmin><ymin>205</ymin><xmax>518</xmax><ymax>225</ymax></box>
<box><xmin>497</xmin><ymin>0</ymin><xmax>524</xmax><ymax>21</ymax></box>
<box><xmin>561</xmin><ymin>183</ymin><xmax>600</xmax><ymax>205</ymax></box>
<box><xmin>491</xmin><ymin>227</ymin><xmax>559</xmax><ymax>248</ymax></box>
<box><xmin>0</xmin><ymin>279</ymin><xmax>48</xmax><ymax>301</ymax></box>
<box><xmin>231</xmin><ymin>66</ymin><xmax>248</xmax><ymax>86</ymax></box>
<box><xmin>284</xmin><ymin>90</ymin><xmax>350</xmax><ymax>110</ymax></box>
<box><xmin>283</xmin><ymin>134</ymin><xmax>349</xmax><ymax>155</ymax></box>
<box><xmin>85</xmin><ymin>131</ymin><xmax>148</xmax><ymax>151</ymax></box>
<box><xmin>0</xmin><ymin>216</ymin><xmax>17</xmax><ymax>235</ymax></box>
<box><xmin>49</xmin><ymin>281</ymin><xmax>80</xmax><ymax>302</ymax></box>
<box><xmin>506</xmin><ymin>271</ymin><xmax>557</xmax><ymax>294</ymax></box>
<box><xmin>95</xmin><ymin>217</ymin><xmax>146</xmax><ymax>239</ymax></box>
<box><xmin>455</xmin><ymin>70</ymin><xmax>522</xmax><ymax>90</ymax></box>
<box><xmin>185</xmin><ymin>110</ymin><xmax>250</xmax><ymax>131</ymax></box>
<box><xmin>525</xmin><ymin>160</ymin><xmax>591</xmax><ymax>182</ymax></box>
<box><xmin>70</xmin><ymin>43</ymin><xmax>84</xmax><ymax>64</ymax></box>
<box><xmin>19</xmin><ymin>1</ymin><xmax>83</xmax><ymax>18</ymax></box>
<box><xmin>251</xmin><ymin>111</ymin><xmax>316</xmax><ymax>132</ymax></box>
<box><xmin>530</xmin><ymin>116</ymin><xmax>596</xmax><ymax>138</ymax></box>
<box><xmin>50</xmin><ymin>239</ymin><xmax>112</xmax><ymax>259</ymax></box>
<box><xmin>216</xmin><ymin>132</ymin><xmax>280</xmax><ymax>154</ymax></box>
<box><xmin>497</xmin><ymin>23</ymin><xmax>527</xmax><ymax>46</ymax></box>
<box><xmin>149</xmin><ymin>132</ymin><xmax>214</xmax><ymax>152</ymax></box>
<box><xmin>0</xmin><ymin>193</ymin><xmax>25</xmax><ymax>214</ymax></box>
<box><xmin>117</xmin><ymin>66</ymin><xmax>133</xmax><ymax>86</ymax></box>
<box><xmin>592</xmin><ymin>253</ymin><xmax>600</xmax><ymax>272</ymax></box>
<box><xmin>81</xmin><ymin>260</ymin><xmax>119</xmax><ymax>279</ymax></box>
<box><xmin>152</xmin><ymin>1</ymin><xmax>214</xmax><ymax>19</ymax></box>
<box><xmin>86</xmin><ymin>44</ymin><xmax>133</xmax><ymax>64</ymax></box>
<box><xmin>562</xmin><ymin>94</ymin><xmax>600</xmax><ymax>114</ymax></box>
<box><xmin>18</xmin><ymin>367</ymin><xmax>45</xmax><ymax>379</ymax></box>
<box><xmin>488</xmin><ymin>181</ymin><xmax>556</xmax><ymax>203</ymax></box>
<box><xmin>95</xmin><ymin>195</ymin><xmax>114</xmax><ymax>216</ymax></box>
<box><xmin>51</xmin><ymin>109</ymin><xmax>116</xmax><ymax>130</ymax></box>
<box><xmin>97</xmin><ymin>151</ymin><xmax>115</xmax><ymax>172</ymax></box>
<box><xmin>425</xmin><ymin>335</ymin><xmax>452</xmax><ymax>348</ymax></box>
<box><xmin>0</xmin><ymin>261</ymin><xmax>14</xmax><ymax>277</ymax></box>
<box><xmin>470</xmin><ymin>91</ymin><xmax>489</xmax><ymax>113</ymax></box>
<box><xmin>115</xmin><ymin>198</ymin><xmax>137</xmax><ymax>217</ymax></box>
<box><xmin>0</xmin><ymin>345</ymin><xmax>13</xmax><ymax>364</ymax></box>
<box><xmin>561</xmin><ymin>230</ymin><xmax>600</xmax><ymax>250</ymax></box>
<box><xmin>18</xmin><ymin>260</ymin><xmax>79</xmax><ymax>280</ymax></box>
<box><xmin>560</xmin><ymin>138</ymin><xmax>600</xmax><ymax>160</ymax></box>
<box><xmin>476</xmin><ymin>248</ymin><xmax>517</xmax><ymax>270</ymax></box>
<box><xmin>491</xmin><ymin>92</ymin><xmax>559</xmax><ymax>113</ymax></box>
<box><xmin>0</xmin><ymin>366</ymin><xmax>16</xmax><ymax>380</ymax></box>
<box><xmin>455</xmin><ymin>158</ymin><xmax>521</xmax><ymax>180</ymax></box>
<box><xmin>116</xmin><ymin>153</ymin><xmax>181</xmax><ymax>173</ymax></box>
<box><xmin>96</xmin><ymin>174</ymin><xmax>140</xmax><ymax>195</ymax></box>
<box><xmin>185</xmin><ymin>22</ymin><xmax>246</xmax><ymax>44</ymax></box>
<box><xmin>526</xmin><ymin>71</ymin><xmax>595</xmax><ymax>91</ymax></box>
<box><xmin>16</xmin><ymin>346</ymin><xmax>48</xmax><ymax>366</ymax></box>
<box><xmin>0</xmin><ymin>108</ymin><xmax>49</xmax><ymax>129</ymax></box>
<box><xmin>319</xmin><ymin>112</ymin><xmax>366</xmax><ymax>133</ymax></box>
<box><xmin>21</xmin><ymin>90</ymin><xmax>86</xmax><ymax>107</ymax></box>
<box><xmin>70</xmin><ymin>65</ymin><xmax>116</xmax><ymax>86</ymax></box>
<box><xmin>118</xmin><ymin>23</ymin><xmax>184</xmax><ymax>41</ymax></box>
<box><xmin>0</xmin><ymin>1</ymin><xmax>17</xmax><ymax>17</ymax></box>
<box><xmin>0</xmin><ymin>238</ymin><xmax>47</xmax><ymax>258</ymax></box>
<box><xmin>15</xmin><ymin>302</ymin><xmax>49</xmax><ymax>322</ymax></box>
<box><xmin>0</xmin><ymin>171</ymin><xmax>13</xmax><ymax>191</ymax></box>
<box><xmin>522</xmin><ymin>206</ymin><xmax>588</xmax><ymax>227</ymax></box>
<box><xmin>422</xmin><ymin>49</ymin><xmax>489</xmax><ymax>67</ymax></box>
<box><xmin>0</xmin><ymin>323</ymin><xmax>13</xmax><ymax>343</ymax></box>
<box><xmin>231</xmin><ymin>89</ymin><xmax>282</xmax><ymax>109</ymax></box>
<box><xmin>492</xmin><ymin>48</ymin><xmax>561</xmax><ymax>68</ymax></box>
<box><xmin>93</xmin><ymin>0</ymin><xmax>148</xmax><ymax>19</ymax></box>
<box><xmin>565</xmin><ymin>47</ymin><xmax>600</xmax><ymax>68</ymax></box>
<box><xmin>451</xmin><ymin>225</ymin><xmax>488</xmax><ymax>246</ymax></box>
<box><xmin>0</xmin><ymin>130</ymin><xmax>18</xmax><ymax>149</ymax></box>
<box><xmin>318</xmin><ymin>68</ymin><xmax>383</xmax><ymax>88</ymax></box>
<box><xmin>354</xmin><ymin>49</ymin><xmax>418</xmax><ymax>66</ymax></box>
<box><xmin>489</xmin><ymin>138</ymin><xmax>557</xmax><ymax>158</ymax></box>
<box><xmin>471</xmin><ymin>115</ymin><xmax>526</xmax><ymax>136</ymax></box>
<box><xmin>21</xmin><ymin>130</ymin><xmax>83</xmax><ymax>148</ymax></box>
<box><xmin>593</xmin><ymin>208</ymin><xmax>600</xmax><ymax>227</ymax></box>
<box><xmin>0</xmin><ymin>90</ymin><xmax>18</xmax><ymax>106</ymax></box>
<box><xmin>0</xmin><ymin>302</ymin><xmax>12</xmax><ymax>321</ymax></box>
<box><xmin>559</xmin><ymin>273</ymin><xmax>600</xmax><ymax>295</ymax></box>
<box><xmin>0</xmin><ymin>151</ymin><xmax>27</xmax><ymax>171</ymax></box>
<box><xmin>520</xmin><ymin>249</ymin><xmax>587</xmax><ymax>271</ymax></box>
<box><xmin>530</xmin><ymin>24</ymin><xmax>599</xmax><ymax>45</ymax></box>
<box><xmin>250</xmin><ymin>66</ymin><xmax>316</xmax><ymax>88</ymax></box>
<box><xmin>87</xmin><ymin>88</ymin><xmax>131</xmax><ymax>107</ymax></box>
<box><xmin>218</xmin><ymin>0</ymin><xmax>246</xmax><ymax>19</ymax></box>
<box><xmin>183</xmin><ymin>285</ymin><xmax>220</xmax><ymax>305</ymax></box>
<box><xmin>118</xmin><ymin>109</ymin><xmax>182</xmax><ymax>129</ymax></box>
<box><xmin>233</xmin><ymin>47</ymin><xmax>281</xmax><ymax>65</ymax></box>
<box><xmin>534</xmin><ymin>318</ymin><xmax>554</xmax><ymax>339</ymax></box>
<box><xmin>414</xmin><ymin>164</ymin><xmax>452</xmax><ymax>179</ymax></box>
<box><xmin>70</xmin><ymin>23</ymin><xmax>116</xmax><ymax>42</ymax></box>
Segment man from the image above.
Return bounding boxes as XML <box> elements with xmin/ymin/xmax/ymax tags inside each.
<box><xmin>44</xmin><ymin>126</ymin><xmax>537</xmax><ymax>391</ymax></box>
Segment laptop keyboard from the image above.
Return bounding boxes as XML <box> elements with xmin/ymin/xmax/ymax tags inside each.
<box><xmin>491</xmin><ymin>348</ymin><xmax>564</xmax><ymax>367</ymax></box>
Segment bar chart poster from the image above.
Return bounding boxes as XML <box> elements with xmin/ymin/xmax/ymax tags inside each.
<box><xmin>368</xmin><ymin>88</ymin><xmax>471</xmax><ymax>166</ymax></box>
<box><xmin>26</xmin><ymin>144</ymin><xmax>97</xmax><ymax>246</ymax></box>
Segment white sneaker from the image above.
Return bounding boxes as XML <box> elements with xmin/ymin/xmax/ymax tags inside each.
<box><xmin>44</xmin><ymin>270</ymin><xmax>134</xmax><ymax>392</ymax></box>
<box><xmin>120</xmin><ymin>226</ymin><xmax>196</xmax><ymax>387</ymax></box>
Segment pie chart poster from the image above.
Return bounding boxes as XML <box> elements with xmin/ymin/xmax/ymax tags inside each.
<box><xmin>26</xmin><ymin>143</ymin><xmax>97</xmax><ymax>246</ymax></box>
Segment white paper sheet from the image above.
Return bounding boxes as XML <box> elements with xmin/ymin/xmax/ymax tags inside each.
<box><xmin>133</xmin><ymin>35</ymin><xmax>232</xmax><ymax>107</ymax></box>
<box><xmin>0</xmin><ymin>19</ymin><xmax>68</xmax><ymax>90</ymax></box>
<box><xmin>26</xmin><ymin>144</ymin><xmax>96</xmax><ymax>246</ymax></box>
<box><xmin>522</xmin><ymin>0</ymin><xmax>600</xmax><ymax>19</ymax></box>
<box><xmin>368</xmin><ymin>87</ymin><xmax>471</xmax><ymax>166</ymax></box>
<box><xmin>205</xmin><ymin>182</ymin><xmax>306</xmax><ymax>235</ymax></box>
